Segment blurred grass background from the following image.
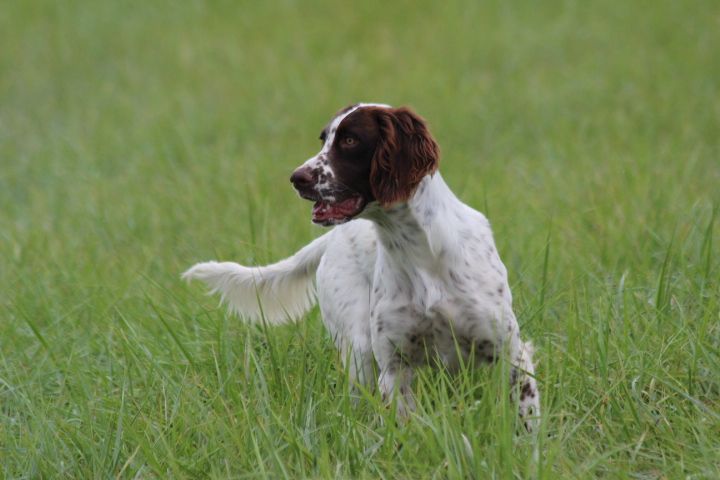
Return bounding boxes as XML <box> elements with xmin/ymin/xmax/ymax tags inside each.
<box><xmin>1</xmin><ymin>0</ymin><xmax>719</xmax><ymax>477</ymax></box>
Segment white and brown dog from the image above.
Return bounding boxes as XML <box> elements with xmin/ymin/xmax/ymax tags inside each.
<box><xmin>184</xmin><ymin>103</ymin><xmax>540</xmax><ymax>430</ymax></box>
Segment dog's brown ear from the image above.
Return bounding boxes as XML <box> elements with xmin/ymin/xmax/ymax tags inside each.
<box><xmin>370</xmin><ymin>107</ymin><xmax>440</xmax><ymax>206</ymax></box>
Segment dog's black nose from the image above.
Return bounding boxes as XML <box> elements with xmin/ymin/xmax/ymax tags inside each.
<box><xmin>290</xmin><ymin>168</ymin><xmax>314</xmax><ymax>189</ymax></box>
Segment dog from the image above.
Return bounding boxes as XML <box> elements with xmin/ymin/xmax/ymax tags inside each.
<box><xmin>183</xmin><ymin>103</ymin><xmax>540</xmax><ymax>430</ymax></box>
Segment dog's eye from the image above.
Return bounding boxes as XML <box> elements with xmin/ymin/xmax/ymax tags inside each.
<box><xmin>341</xmin><ymin>136</ymin><xmax>357</xmax><ymax>147</ymax></box>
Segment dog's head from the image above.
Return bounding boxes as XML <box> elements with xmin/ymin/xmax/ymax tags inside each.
<box><xmin>290</xmin><ymin>104</ymin><xmax>440</xmax><ymax>226</ymax></box>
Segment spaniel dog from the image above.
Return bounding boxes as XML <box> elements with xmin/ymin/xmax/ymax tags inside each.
<box><xmin>183</xmin><ymin>103</ymin><xmax>540</xmax><ymax>430</ymax></box>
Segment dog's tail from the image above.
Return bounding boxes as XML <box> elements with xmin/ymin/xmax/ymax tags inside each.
<box><xmin>182</xmin><ymin>232</ymin><xmax>331</xmax><ymax>324</ymax></box>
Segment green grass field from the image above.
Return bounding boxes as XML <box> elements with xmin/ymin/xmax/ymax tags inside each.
<box><xmin>2</xmin><ymin>0</ymin><xmax>719</xmax><ymax>477</ymax></box>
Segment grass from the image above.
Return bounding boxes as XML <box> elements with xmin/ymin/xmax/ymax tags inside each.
<box><xmin>1</xmin><ymin>0</ymin><xmax>719</xmax><ymax>477</ymax></box>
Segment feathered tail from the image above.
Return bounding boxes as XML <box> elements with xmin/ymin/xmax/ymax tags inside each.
<box><xmin>182</xmin><ymin>233</ymin><xmax>330</xmax><ymax>324</ymax></box>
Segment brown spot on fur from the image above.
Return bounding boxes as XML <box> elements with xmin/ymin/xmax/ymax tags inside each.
<box><xmin>520</xmin><ymin>381</ymin><xmax>535</xmax><ymax>401</ymax></box>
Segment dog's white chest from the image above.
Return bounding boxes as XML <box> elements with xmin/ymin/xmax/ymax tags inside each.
<box><xmin>369</xmin><ymin>263</ymin><xmax>504</xmax><ymax>368</ymax></box>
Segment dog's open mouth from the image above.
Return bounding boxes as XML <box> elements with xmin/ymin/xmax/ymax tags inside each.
<box><xmin>312</xmin><ymin>196</ymin><xmax>366</xmax><ymax>225</ymax></box>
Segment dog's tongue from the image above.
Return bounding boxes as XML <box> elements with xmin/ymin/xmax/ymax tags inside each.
<box><xmin>312</xmin><ymin>197</ymin><xmax>362</xmax><ymax>222</ymax></box>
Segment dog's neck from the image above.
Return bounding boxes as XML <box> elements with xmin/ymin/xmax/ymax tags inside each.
<box><xmin>363</xmin><ymin>172</ymin><xmax>462</xmax><ymax>271</ymax></box>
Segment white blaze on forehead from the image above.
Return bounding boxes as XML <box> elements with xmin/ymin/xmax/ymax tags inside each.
<box><xmin>321</xmin><ymin>102</ymin><xmax>392</xmax><ymax>153</ymax></box>
<box><xmin>301</xmin><ymin>103</ymin><xmax>392</xmax><ymax>173</ymax></box>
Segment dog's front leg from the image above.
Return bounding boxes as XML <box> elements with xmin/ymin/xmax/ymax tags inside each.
<box><xmin>511</xmin><ymin>341</ymin><xmax>541</xmax><ymax>433</ymax></box>
<box><xmin>378</xmin><ymin>362</ymin><xmax>415</xmax><ymax>418</ymax></box>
